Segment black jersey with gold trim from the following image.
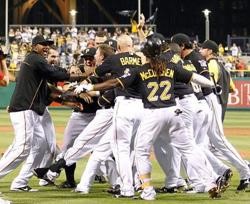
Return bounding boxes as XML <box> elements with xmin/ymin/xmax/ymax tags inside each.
<box><xmin>184</xmin><ymin>50</ymin><xmax>213</xmax><ymax>96</ymax></box>
<box><xmin>182</xmin><ymin>60</ymin><xmax>205</xmax><ymax>100</ymax></box>
<box><xmin>161</xmin><ymin>50</ymin><xmax>193</xmax><ymax>98</ymax></box>
<box><xmin>94</xmin><ymin>52</ymin><xmax>142</xmax><ymax>99</ymax></box>
<box><xmin>118</xmin><ymin>62</ymin><xmax>193</xmax><ymax>109</ymax></box>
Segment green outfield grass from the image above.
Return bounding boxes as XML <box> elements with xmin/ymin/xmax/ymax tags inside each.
<box><xmin>0</xmin><ymin>108</ymin><xmax>250</xmax><ymax>204</ymax></box>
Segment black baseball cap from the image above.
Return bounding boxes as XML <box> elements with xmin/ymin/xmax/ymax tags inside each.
<box><xmin>201</xmin><ymin>40</ymin><xmax>218</xmax><ymax>53</ymax></box>
<box><xmin>81</xmin><ymin>47</ymin><xmax>96</xmax><ymax>58</ymax></box>
<box><xmin>104</xmin><ymin>39</ymin><xmax>118</xmax><ymax>51</ymax></box>
<box><xmin>171</xmin><ymin>33</ymin><xmax>192</xmax><ymax>46</ymax></box>
<box><xmin>32</xmin><ymin>35</ymin><xmax>54</xmax><ymax>46</ymax></box>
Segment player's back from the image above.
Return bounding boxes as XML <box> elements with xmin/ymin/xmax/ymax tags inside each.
<box><xmin>95</xmin><ymin>51</ymin><xmax>142</xmax><ymax>98</ymax></box>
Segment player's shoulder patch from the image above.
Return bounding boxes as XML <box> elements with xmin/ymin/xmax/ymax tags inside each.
<box><xmin>171</xmin><ymin>54</ymin><xmax>181</xmax><ymax>64</ymax></box>
<box><xmin>120</xmin><ymin>68</ymin><xmax>131</xmax><ymax>78</ymax></box>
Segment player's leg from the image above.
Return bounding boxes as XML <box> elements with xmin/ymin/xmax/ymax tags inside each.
<box><xmin>0</xmin><ymin>110</ymin><xmax>37</xmax><ymax>179</ymax></box>
<box><xmin>33</xmin><ymin>109</ymin><xmax>114</xmax><ymax>183</ymax></box>
<box><xmin>59</xmin><ymin>111</ymin><xmax>95</xmax><ymax>188</ymax></box>
<box><xmin>206</xmin><ymin>93</ymin><xmax>250</xmax><ymax>190</ymax></box>
<box><xmin>10</xmin><ymin>120</ymin><xmax>46</xmax><ymax>191</ymax></box>
<box><xmin>110</xmin><ymin>98</ymin><xmax>143</xmax><ymax>197</ymax></box>
<box><xmin>134</xmin><ymin>108</ymin><xmax>164</xmax><ymax>200</ymax></box>
<box><xmin>153</xmin><ymin>135</ymin><xmax>183</xmax><ymax>192</ymax></box>
<box><xmin>76</xmin><ymin>127</ymin><xmax>114</xmax><ymax>193</ymax></box>
<box><xmin>194</xmin><ymin>99</ymin><xmax>230</xmax><ymax>177</ymax></box>
<box><xmin>63</xmin><ymin>109</ymin><xmax>113</xmax><ymax>166</ymax></box>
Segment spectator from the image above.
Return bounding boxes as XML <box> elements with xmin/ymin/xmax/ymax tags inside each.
<box><xmin>235</xmin><ymin>57</ymin><xmax>246</xmax><ymax>77</ymax></box>
<box><xmin>230</xmin><ymin>43</ymin><xmax>239</xmax><ymax>57</ymax></box>
<box><xmin>9</xmin><ymin>28</ymin><xmax>15</xmax><ymax>43</ymax></box>
<box><xmin>218</xmin><ymin>43</ymin><xmax>225</xmax><ymax>56</ymax></box>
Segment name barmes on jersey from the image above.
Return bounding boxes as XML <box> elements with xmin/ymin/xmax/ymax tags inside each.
<box><xmin>120</xmin><ymin>57</ymin><xmax>141</xmax><ymax>66</ymax></box>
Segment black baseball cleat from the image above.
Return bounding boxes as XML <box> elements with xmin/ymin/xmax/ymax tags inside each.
<box><xmin>32</xmin><ymin>168</ymin><xmax>56</xmax><ymax>185</ymax></box>
<box><xmin>32</xmin><ymin>168</ymin><xmax>49</xmax><ymax>179</ymax></box>
<box><xmin>11</xmin><ymin>185</ymin><xmax>38</xmax><ymax>192</ymax></box>
<box><xmin>216</xmin><ymin>176</ymin><xmax>226</xmax><ymax>194</ymax></box>
<box><xmin>221</xmin><ymin>169</ymin><xmax>233</xmax><ymax>192</ymax></box>
<box><xmin>58</xmin><ymin>181</ymin><xmax>76</xmax><ymax>189</ymax></box>
<box><xmin>236</xmin><ymin>179</ymin><xmax>249</xmax><ymax>191</ymax></box>
<box><xmin>107</xmin><ymin>184</ymin><xmax>120</xmax><ymax>195</ymax></box>
<box><xmin>155</xmin><ymin>186</ymin><xmax>178</xmax><ymax>193</ymax></box>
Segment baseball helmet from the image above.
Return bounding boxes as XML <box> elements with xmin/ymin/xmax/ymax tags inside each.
<box><xmin>141</xmin><ymin>36</ymin><xmax>163</xmax><ymax>58</ymax></box>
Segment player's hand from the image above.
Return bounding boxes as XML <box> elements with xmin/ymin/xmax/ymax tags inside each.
<box><xmin>74</xmin><ymin>83</ymin><xmax>94</xmax><ymax>94</ymax></box>
<box><xmin>78</xmin><ymin>92</ymin><xmax>93</xmax><ymax>104</ymax></box>
<box><xmin>67</xmin><ymin>82</ymin><xmax>78</xmax><ymax>89</ymax></box>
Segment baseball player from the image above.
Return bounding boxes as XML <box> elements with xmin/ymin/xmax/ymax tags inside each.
<box><xmin>199</xmin><ymin>39</ymin><xmax>250</xmax><ymax>191</ymax></box>
<box><xmin>92</xmin><ymin>34</ymin><xmax>143</xmax><ymax>197</ymax></box>
<box><xmin>10</xmin><ymin>45</ymin><xmax>61</xmax><ymax>191</ymax></box>
<box><xmin>56</xmin><ymin>47</ymin><xmax>98</xmax><ymax>188</ymax></box>
<box><xmin>75</xmin><ymin>35</ymin><xmax>226</xmax><ymax>200</ymax></box>
<box><xmin>71</xmin><ymin>44</ymin><xmax>121</xmax><ymax>194</ymax></box>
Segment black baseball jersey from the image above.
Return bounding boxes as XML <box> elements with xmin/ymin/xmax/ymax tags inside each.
<box><xmin>161</xmin><ymin>50</ymin><xmax>193</xmax><ymax>98</ymax></box>
<box><xmin>9</xmin><ymin>51</ymin><xmax>70</xmax><ymax>115</ymax></box>
<box><xmin>184</xmin><ymin>50</ymin><xmax>213</xmax><ymax>96</ymax></box>
<box><xmin>86</xmin><ymin>75</ymin><xmax>115</xmax><ymax>109</ymax></box>
<box><xmin>117</xmin><ymin>62</ymin><xmax>193</xmax><ymax>109</ymax></box>
<box><xmin>94</xmin><ymin>52</ymin><xmax>142</xmax><ymax>99</ymax></box>
<box><xmin>75</xmin><ymin>96</ymin><xmax>100</xmax><ymax>113</ymax></box>
<box><xmin>98</xmin><ymin>89</ymin><xmax>115</xmax><ymax>108</ymax></box>
<box><xmin>182</xmin><ymin>60</ymin><xmax>205</xmax><ymax>100</ymax></box>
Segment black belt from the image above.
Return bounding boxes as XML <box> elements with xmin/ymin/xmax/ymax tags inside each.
<box><xmin>178</xmin><ymin>95</ymin><xmax>187</xmax><ymax>100</ymax></box>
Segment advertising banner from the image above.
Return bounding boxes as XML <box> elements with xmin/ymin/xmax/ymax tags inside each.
<box><xmin>228</xmin><ymin>79</ymin><xmax>250</xmax><ymax>109</ymax></box>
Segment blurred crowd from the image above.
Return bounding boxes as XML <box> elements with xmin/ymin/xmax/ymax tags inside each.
<box><xmin>2</xmin><ymin>26</ymin><xmax>145</xmax><ymax>72</ymax></box>
<box><xmin>0</xmin><ymin>26</ymin><xmax>250</xmax><ymax>77</ymax></box>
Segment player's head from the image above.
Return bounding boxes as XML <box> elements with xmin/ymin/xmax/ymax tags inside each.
<box><xmin>117</xmin><ymin>34</ymin><xmax>133</xmax><ymax>52</ymax></box>
<box><xmin>104</xmin><ymin>39</ymin><xmax>118</xmax><ymax>52</ymax></box>
<box><xmin>141</xmin><ymin>35</ymin><xmax>165</xmax><ymax>76</ymax></box>
<box><xmin>47</xmin><ymin>45</ymin><xmax>59</xmax><ymax>65</ymax></box>
<box><xmin>81</xmin><ymin>47</ymin><xmax>96</xmax><ymax>67</ymax></box>
<box><xmin>171</xmin><ymin>33</ymin><xmax>193</xmax><ymax>58</ymax></box>
<box><xmin>171</xmin><ymin>33</ymin><xmax>192</xmax><ymax>49</ymax></box>
<box><xmin>141</xmin><ymin>35</ymin><xmax>163</xmax><ymax>58</ymax></box>
<box><xmin>95</xmin><ymin>31</ymin><xmax>108</xmax><ymax>47</ymax></box>
<box><xmin>199</xmin><ymin>40</ymin><xmax>218</xmax><ymax>60</ymax></box>
<box><xmin>95</xmin><ymin>44</ymin><xmax>115</xmax><ymax>66</ymax></box>
<box><xmin>32</xmin><ymin>35</ymin><xmax>53</xmax><ymax>57</ymax></box>
<box><xmin>146</xmin><ymin>32</ymin><xmax>168</xmax><ymax>51</ymax></box>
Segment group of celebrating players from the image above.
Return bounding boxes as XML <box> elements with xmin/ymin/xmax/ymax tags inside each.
<box><xmin>0</xmin><ymin>15</ymin><xmax>250</xmax><ymax>202</ymax></box>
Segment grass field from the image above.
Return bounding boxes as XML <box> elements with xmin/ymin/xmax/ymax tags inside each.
<box><xmin>0</xmin><ymin>108</ymin><xmax>250</xmax><ymax>204</ymax></box>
